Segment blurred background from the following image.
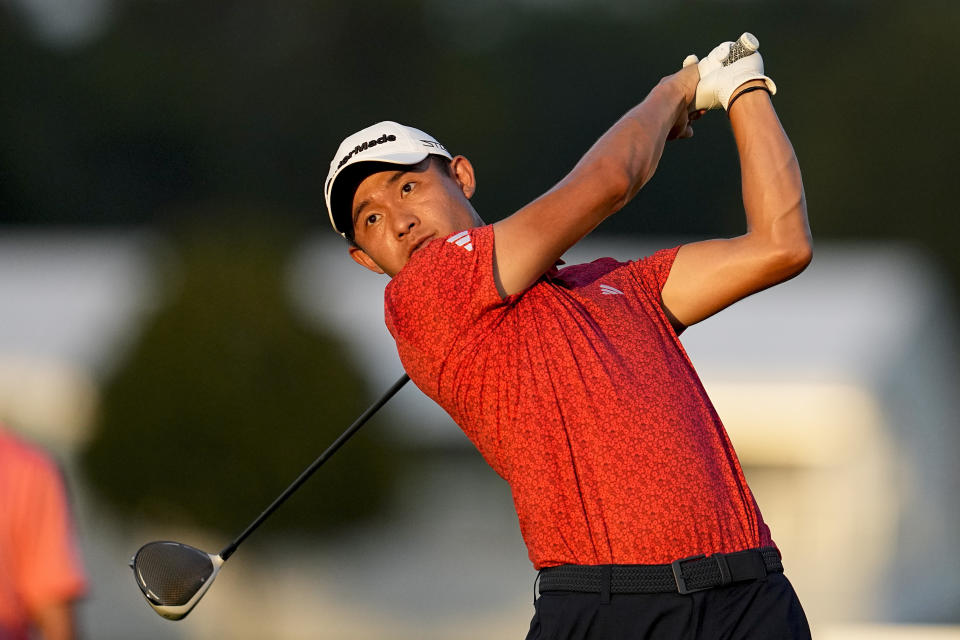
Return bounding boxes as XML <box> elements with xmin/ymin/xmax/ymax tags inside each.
<box><xmin>2</xmin><ymin>0</ymin><xmax>959</xmax><ymax>637</ymax></box>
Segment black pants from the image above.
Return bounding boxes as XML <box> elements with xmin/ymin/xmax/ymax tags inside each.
<box><xmin>525</xmin><ymin>573</ymin><xmax>811</xmax><ymax>640</ymax></box>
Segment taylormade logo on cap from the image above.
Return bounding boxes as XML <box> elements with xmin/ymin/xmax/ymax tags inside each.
<box><xmin>336</xmin><ymin>133</ymin><xmax>398</xmax><ymax>170</ymax></box>
<box><xmin>324</xmin><ymin>121</ymin><xmax>453</xmax><ymax>237</ymax></box>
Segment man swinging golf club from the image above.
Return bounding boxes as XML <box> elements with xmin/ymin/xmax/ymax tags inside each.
<box><xmin>325</xmin><ymin>33</ymin><xmax>812</xmax><ymax>638</ymax></box>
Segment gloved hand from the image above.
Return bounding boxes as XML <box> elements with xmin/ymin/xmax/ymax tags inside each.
<box><xmin>682</xmin><ymin>33</ymin><xmax>777</xmax><ymax>111</ymax></box>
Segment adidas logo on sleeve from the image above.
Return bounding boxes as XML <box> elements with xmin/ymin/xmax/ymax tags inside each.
<box><xmin>599</xmin><ymin>284</ymin><xmax>624</xmax><ymax>295</ymax></box>
<box><xmin>447</xmin><ymin>230</ymin><xmax>473</xmax><ymax>251</ymax></box>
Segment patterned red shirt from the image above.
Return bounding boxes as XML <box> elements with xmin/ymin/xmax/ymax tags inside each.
<box><xmin>385</xmin><ymin>225</ymin><xmax>773</xmax><ymax>569</ymax></box>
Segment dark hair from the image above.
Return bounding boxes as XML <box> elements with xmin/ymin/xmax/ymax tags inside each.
<box><xmin>332</xmin><ymin>155</ymin><xmax>452</xmax><ymax>245</ymax></box>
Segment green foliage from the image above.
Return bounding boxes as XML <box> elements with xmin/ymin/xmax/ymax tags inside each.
<box><xmin>82</xmin><ymin>208</ymin><xmax>392</xmax><ymax>537</ymax></box>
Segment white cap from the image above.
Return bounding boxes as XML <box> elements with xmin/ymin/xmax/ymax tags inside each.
<box><xmin>324</xmin><ymin>121</ymin><xmax>452</xmax><ymax>237</ymax></box>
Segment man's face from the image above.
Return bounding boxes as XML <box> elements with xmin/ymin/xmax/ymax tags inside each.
<box><xmin>348</xmin><ymin>156</ymin><xmax>479</xmax><ymax>277</ymax></box>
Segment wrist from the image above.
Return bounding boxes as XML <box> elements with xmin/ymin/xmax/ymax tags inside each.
<box><xmin>657</xmin><ymin>72</ymin><xmax>694</xmax><ymax>113</ymax></box>
<box><xmin>731</xmin><ymin>78</ymin><xmax>767</xmax><ymax>94</ymax></box>
<box><xmin>726</xmin><ymin>81</ymin><xmax>772</xmax><ymax>115</ymax></box>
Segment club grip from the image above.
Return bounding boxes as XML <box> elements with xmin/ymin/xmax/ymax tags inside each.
<box><xmin>721</xmin><ymin>33</ymin><xmax>759</xmax><ymax>66</ymax></box>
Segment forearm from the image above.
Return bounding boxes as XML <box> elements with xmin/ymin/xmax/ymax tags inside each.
<box><xmin>729</xmin><ymin>84</ymin><xmax>811</xmax><ymax>266</ymax></box>
<box><xmin>569</xmin><ymin>73</ymin><xmax>691</xmax><ymax>209</ymax></box>
<box><xmin>492</xmin><ymin>70</ymin><xmax>694</xmax><ymax>297</ymax></box>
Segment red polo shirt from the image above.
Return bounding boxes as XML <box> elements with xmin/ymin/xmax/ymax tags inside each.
<box><xmin>385</xmin><ymin>225</ymin><xmax>773</xmax><ymax>569</ymax></box>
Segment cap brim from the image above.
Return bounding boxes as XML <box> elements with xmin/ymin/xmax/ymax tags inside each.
<box><xmin>326</xmin><ymin>152</ymin><xmax>432</xmax><ymax>236</ymax></box>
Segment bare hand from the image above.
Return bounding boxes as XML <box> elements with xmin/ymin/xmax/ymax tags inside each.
<box><xmin>666</xmin><ymin>65</ymin><xmax>702</xmax><ymax>140</ymax></box>
<box><xmin>674</xmin><ymin>63</ymin><xmax>700</xmax><ymax>107</ymax></box>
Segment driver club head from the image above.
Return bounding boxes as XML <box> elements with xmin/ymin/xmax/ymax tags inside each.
<box><xmin>130</xmin><ymin>541</ymin><xmax>224</xmax><ymax>620</ymax></box>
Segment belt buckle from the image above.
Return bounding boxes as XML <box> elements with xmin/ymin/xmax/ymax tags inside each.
<box><xmin>671</xmin><ymin>554</ymin><xmax>707</xmax><ymax>595</ymax></box>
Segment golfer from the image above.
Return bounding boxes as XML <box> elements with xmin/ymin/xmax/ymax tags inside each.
<box><xmin>324</xmin><ymin>34</ymin><xmax>811</xmax><ymax>639</ymax></box>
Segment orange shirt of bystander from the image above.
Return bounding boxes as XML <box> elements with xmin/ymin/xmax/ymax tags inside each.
<box><xmin>0</xmin><ymin>426</ymin><xmax>87</xmax><ymax>640</ymax></box>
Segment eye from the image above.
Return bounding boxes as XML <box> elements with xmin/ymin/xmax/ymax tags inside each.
<box><xmin>401</xmin><ymin>181</ymin><xmax>415</xmax><ymax>195</ymax></box>
<box><xmin>365</xmin><ymin>212</ymin><xmax>381</xmax><ymax>226</ymax></box>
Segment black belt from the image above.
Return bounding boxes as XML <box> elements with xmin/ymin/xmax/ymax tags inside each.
<box><xmin>538</xmin><ymin>547</ymin><xmax>783</xmax><ymax>596</ymax></box>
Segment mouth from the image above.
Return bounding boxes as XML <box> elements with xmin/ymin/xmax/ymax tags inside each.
<box><xmin>409</xmin><ymin>235</ymin><xmax>434</xmax><ymax>258</ymax></box>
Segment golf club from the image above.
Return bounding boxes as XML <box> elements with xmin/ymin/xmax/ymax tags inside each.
<box><xmin>130</xmin><ymin>373</ymin><xmax>410</xmax><ymax>620</ymax></box>
<box><xmin>721</xmin><ymin>32</ymin><xmax>759</xmax><ymax>65</ymax></box>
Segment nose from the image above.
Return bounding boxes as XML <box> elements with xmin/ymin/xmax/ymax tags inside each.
<box><xmin>392</xmin><ymin>210</ymin><xmax>419</xmax><ymax>239</ymax></box>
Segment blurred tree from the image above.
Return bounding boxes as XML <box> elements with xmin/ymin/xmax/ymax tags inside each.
<box><xmin>1</xmin><ymin>0</ymin><xmax>958</xmax><ymax>281</ymax></box>
<box><xmin>82</xmin><ymin>207</ymin><xmax>394</xmax><ymax>537</ymax></box>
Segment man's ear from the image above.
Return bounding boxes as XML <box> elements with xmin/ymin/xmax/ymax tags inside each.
<box><xmin>450</xmin><ymin>155</ymin><xmax>476</xmax><ymax>199</ymax></box>
<box><xmin>349</xmin><ymin>245</ymin><xmax>385</xmax><ymax>274</ymax></box>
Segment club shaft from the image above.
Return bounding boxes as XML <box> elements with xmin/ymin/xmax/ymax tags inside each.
<box><xmin>219</xmin><ymin>373</ymin><xmax>410</xmax><ymax>560</ymax></box>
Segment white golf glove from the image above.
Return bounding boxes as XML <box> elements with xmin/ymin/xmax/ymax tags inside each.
<box><xmin>682</xmin><ymin>33</ymin><xmax>777</xmax><ymax>111</ymax></box>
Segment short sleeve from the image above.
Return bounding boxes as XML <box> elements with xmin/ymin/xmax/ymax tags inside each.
<box><xmin>628</xmin><ymin>246</ymin><xmax>681</xmax><ymax>296</ymax></box>
<box><xmin>385</xmin><ymin>225</ymin><xmax>503</xmax><ymax>363</ymax></box>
